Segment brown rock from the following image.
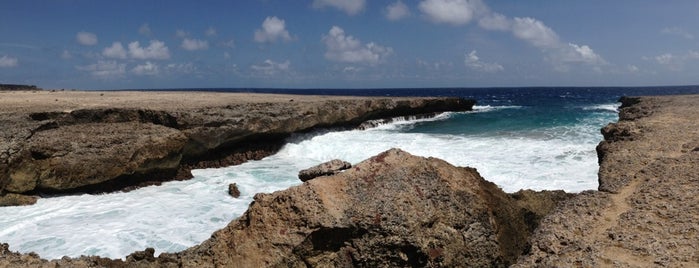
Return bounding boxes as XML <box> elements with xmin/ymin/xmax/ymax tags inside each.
<box><xmin>166</xmin><ymin>148</ymin><xmax>532</xmax><ymax>267</ymax></box>
<box><xmin>516</xmin><ymin>94</ymin><xmax>699</xmax><ymax>267</ymax></box>
<box><xmin>0</xmin><ymin>92</ymin><xmax>475</xmax><ymax>205</ymax></box>
<box><xmin>298</xmin><ymin>159</ymin><xmax>352</xmax><ymax>181</ymax></box>
<box><xmin>228</xmin><ymin>183</ymin><xmax>240</xmax><ymax>198</ymax></box>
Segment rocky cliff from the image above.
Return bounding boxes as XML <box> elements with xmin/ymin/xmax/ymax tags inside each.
<box><xmin>0</xmin><ymin>149</ymin><xmax>568</xmax><ymax>267</ymax></box>
<box><xmin>0</xmin><ymin>91</ymin><xmax>474</xmax><ymax>206</ymax></box>
<box><xmin>515</xmin><ymin>95</ymin><xmax>699</xmax><ymax>266</ymax></box>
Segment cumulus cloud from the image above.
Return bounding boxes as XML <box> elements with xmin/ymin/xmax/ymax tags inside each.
<box><xmin>77</xmin><ymin>60</ymin><xmax>126</xmax><ymax>78</ymax></box>
<box><xmin>649</xmin><ymin>51</ymin><xmax>699</xmax><ymax>70</ymax></box>
<box><xmin>139</xmin><ymin>23</ymin><xmax>152</xmax><ymax>36</ymax></box>
<box><xmin>418</xmin><ymin>0</ymin><xmax>486</xmax><ymax>25</ymax></box>
<box><xmin>563</xmin><ymin>43</ymin><xmax>606</xmax><ymax>64</ymax></box>
<box><xmin>251</xmin><ymin>59</ymin><xmax>291</xmax><ymax>75</ymax></box>
<box><xmin>511</xmin><ymin>17</ymin><xmax>560</xmax><ymax>49</ymax></box>
<box><xmin>417</xmin><ymin>0</ymin><xmax>606</xmax><ymax>71</ymax></box>
<box><xmin>181</xmin><ymin>38</ymin><xmax>209</xmax><ymax>51</ymax></box>
<box><xmin>312</xmin><ymin>0</ymin><xmax>365</xmax><ymax>16</ymax></box>
<box><xmin>76</xmin><ymin>31</ymin><xmax>98</xmax><ymax>46</ymax></box>
<box><xmin>661</xmin><ymin>27</ymin><xmax>694</xmax><ymax>40</ymax></box>
<box><xmin>166</xmin><ymin>62</ymin><xmax>197</xmax><ymax>74</ymax></box>
<box><xmin>478</xmin><ymin>12</ymin><xmax>510</xmax><ymax>31</ymax></box>
<box><xmin>0</xmin><ymin>55</ymin><xmax>18</xmax><ymax>67</ymax></box>
<box><xmin>385</xmin><ymin>1</ymin><xmax>410</xmax><ymax>21</ymax></box>
<box><xmin>131</xmin><ymin>61</ymin><xmax>159</xmax><ymax>76</ymax></box>
<box><xmin>128</xmin><ymin>40</ymin><xmax>170</xmax><ymax>60</ymax></box>
<box><xmin>254</xmin><ymin>16</ymin><xmax>292</xmax><ymax>43</ymax></box>
<box><xmin>322</xmin><ymin>26</ymin><xmax>393</xmax><ymax>64</ymax></box>
<box><xmin>464</xmin><ymin>50</ymin><xmax>503</xmax><ymax>72</ymax></box>
<box><xmin>103</xmin><ymin>42</ymin><xmax>128</xmax><ymax>59</ymax></box>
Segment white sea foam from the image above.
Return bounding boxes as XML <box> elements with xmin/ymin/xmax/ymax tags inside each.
<box><xmin>581</xmin><ymin>103</ymin><xmax>620</xmax><ymax>112</ymax></box>
<box><xmin>472</xmin><ymin>105</ymin><xmax>523</xmax><ymax>112</ymax></box>
<box><xmin>0</xmin><ymin>106</ymin><xmax>615</xmax><ymax>260</ymax></box>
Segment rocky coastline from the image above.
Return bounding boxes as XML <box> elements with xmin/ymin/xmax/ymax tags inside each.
<box><xmin>0</xmin><ymin>90</ymin><xmax>475</xmax><ymax>206</ymax></box>
<box><xmin>1</xmin><ymin>93</ymin><xmax>697</xmax><ymax>267</ymax></box>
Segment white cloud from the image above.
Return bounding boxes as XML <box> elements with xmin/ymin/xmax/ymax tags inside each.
<box><xmin>103</xmin><ymin>42</ymin><xmax>128</xmax><ymax>59</ymax></box>
<box><xmin>650</xmin><ymin>51</ymin><xmax>699</xmax><ymax>70</ymax></box>
<box><xmin>478</xmin><ymin>12</ymin><xmax>510</xmax><ymax>31</ymax></box>
<box><xmin>128</xmin><ymin>40</ymin><xmax>170</xmax><ymax>60</ymax></box>
<box><xmin>386</xmin><ymin>1</ymin><xmax>410</xmax><ymax>21</ymax></box>
<box><xmin>464</xmin><ymin>50</ymin><xmax>503</xmax><ymax>72</ymax></box>
<box><xmin>655</xmin><ymin>53</ymin><xmax>675</xmax><ymax>65</ymax></box>
<box><xmin>223</xmin><ymin>52</ymin><xmax>231</xmax><ymax>59</ymax></box>
<box><xmin>181</xmin><ymin>38</ymin><xmax>209</xmax><ymax>51</ymax></box>
<box><xmin>0</xmin><ymin>55</ymin><xmax>18</xmax><ymax>67</ymax></box>
<box><xmin>77</xmin><ymin>60</ymin><xmax>125</xmax><ymax>78</ymax></box>
<box><xmin>206</xmin><ymin>27</ymin><xmax>217</xmax><ymax>37</ymax></box>
<box><xmin>661</xmin><ymin>27</ymin><xmax>694</xmax><ymax>40</ymax></box>
<box><xmin>563</xmin><ymin>43</ymin><xmax>606</xmax><ymax>65</ymax></box>
<box><xmin>251</xmin><ymin>59</ymin><xmax>291</xmax><ymax>75</ymax></box>
<box><xmin>166</xmin><ymin>62</ymin><xmax>196</xmax><ymax>74</ymax></box>
<box><xmin>418</xmin><ymin>0</ymin><xmax>486</xmax><ymax>25</ymax></box>
<box><xmin>511</xmin><ymin>17</ymin><xmax>560</xmax><ymax>49</ymax></box>
<box><xmin>131</xmin><ymin>61</ymin><xmax>159</xmax><ymax>76</ymax></box>
<box><xmin>312</xmin><ymin>0</ymin><xmax>366</xmax><ymax>16</ymax></box>
<box><xmin>254</xmin><ymin>16</ymin><xmax>292</xmax><ymax>43</ymax></box>
<box><xmin>76</xmin><ymin>31</ymin><xmax>98</xmax><ymax>46</ymax></box>
<box><xmin>322</xmin><ymin>26</ymin><xmax>393</xmax><ymax>64</ymax></box>
<box><xmin>139</xmin><ymin>23</ymin><xmax>152</xmax><ymax>36</ymax></box>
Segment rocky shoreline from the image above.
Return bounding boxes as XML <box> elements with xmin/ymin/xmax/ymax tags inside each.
<box><xmin>1</xmin><ymin>93</ymin><xmax>697</xmax><ymax>267</ymax></box>
<box><xmin>0</xmin><ymin>90</ymin><xmax>475</xmax><ymax>206</ymax></box>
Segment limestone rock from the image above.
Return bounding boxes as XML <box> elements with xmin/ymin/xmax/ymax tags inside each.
<box><xmin>0</xmin><ymin>93</ymin><xmax>474</xmax><ymax>205</ymax></box>
<box><xmin>166</xmin><ymin>148</ymin><xmax>532</xmax><ymax>267</ymax></box>
<box><xmin>516</xmin><ymin>95</ymin><xmax>699</xmax><ymax>266</ymax></box>
<box><xmin>298</xmin><ymin>159</ymin><xmax>352</xmax><ymax>181</ymax></box>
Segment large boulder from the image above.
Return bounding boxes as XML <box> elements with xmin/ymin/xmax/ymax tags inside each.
<box><xmin>163</xmin><ymin>148</ymin><xmax>533</xmax><ymax>267</ymax></box>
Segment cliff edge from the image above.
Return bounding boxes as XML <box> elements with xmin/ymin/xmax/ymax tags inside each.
<box><xmin>515</xmin><ymin>95</ymin><xmax>699</xmax><ymax>266</ymax></box>
<box><xmin>0</xmin><ymin>91</ymin><xmax>474</xmax><ymax>206</ymax></box>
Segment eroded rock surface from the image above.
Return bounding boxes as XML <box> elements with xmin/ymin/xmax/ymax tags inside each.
<box><xmin>298</xmin><ymin>159</ymin><xmax>352</xmax><ymax>181</ymax></box>
<box><xmin>1</xmin><ymin>149</ymin><xmax>568</xmax><ymax>267</ymax></box>
<box><xmin>0</xmin><ymin>91</ymin><xmax>474</xmax><ymax>205</ymax></box>
<box><xmin>515</xmin><ymin>95</ymin><xmax>699</xmax><ymax>267</ymax></box>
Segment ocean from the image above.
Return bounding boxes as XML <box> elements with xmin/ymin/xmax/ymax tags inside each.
<box><xmin>1</xmin><ymin>86</ymin><xmax>698</xmax><ymax>259</ymax></box>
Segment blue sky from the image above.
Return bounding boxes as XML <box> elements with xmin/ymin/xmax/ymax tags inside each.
<box><xmin>1</xmin><ymin>0</ymin><xmax>699</xmax><ymax>89</ymax></box>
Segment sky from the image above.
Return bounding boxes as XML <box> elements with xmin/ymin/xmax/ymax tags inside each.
<box><xmin>1</xmin><ymin>0</ymin><xmax>699</xmax><ymax>89</ymax></box>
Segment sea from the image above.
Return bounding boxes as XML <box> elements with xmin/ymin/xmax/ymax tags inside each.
<box><xmin>1</xmin><ymin>86</ymin><xmax>698</xmax><ymax>260</ymax></box>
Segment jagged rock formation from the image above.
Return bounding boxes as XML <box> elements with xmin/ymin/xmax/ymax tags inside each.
<box><xmin>298</xmin><ymin>159</ymin><xmax>352</xmax><ymax>181</ymax></box>
<box><xmin>0</xmin><ymin>149</ymin><xmax>571</xmax><ymax>267</ymax></box>
<box><xmin>0</xmin><ymin>91</ymin><xmax>474</xmax><ymax>206</ymax></box>
<box><xmin>515</xmin><ymin>95</ymin><xmax>699</xmax><ymax>266</ymax></box>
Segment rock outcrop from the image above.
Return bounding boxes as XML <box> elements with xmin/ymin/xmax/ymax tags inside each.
<box><xmin>298</xmin><ymin>159</ymin><xmax>352</xmax><ymax>181</ymax></box>
<box><xmin>515</xmin><ymin>95</ymin><xmax>699</xmax><ymax>266</ymax></box>
<box><xmin>0</xmin><ymin>149</ymin><xmax>571</xmax><ymax>267</ymax></box>
<box><xmin>0</xmin><ymin>91</ymin><xmax>475</xmax><ymax>205</ymax></box>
